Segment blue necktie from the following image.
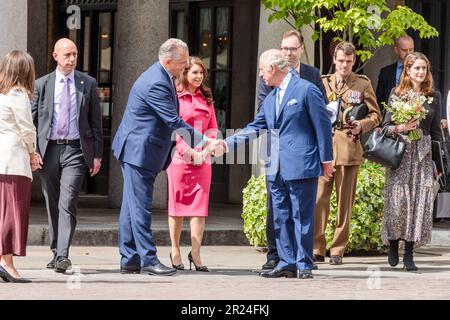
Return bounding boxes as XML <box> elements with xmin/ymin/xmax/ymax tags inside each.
<box><xmin>396</xmin><ymin>64</ymin><xmax>403</xmax><ymax>85</ymax></box>
<box><xmin>275</xmin><ymin>88</ymin><xmax>281</xmax><ymax>120</ymax></box>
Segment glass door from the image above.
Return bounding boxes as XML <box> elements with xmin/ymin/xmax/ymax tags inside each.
<box><xmin>67</xmin><ymin>10</ymin><xmax>115</xmax><ymax>195</ymax></box>
<box><xmin>170</xmin><ymin>1</ymin><xmax>233</xmax><ymax>203</ymax></box>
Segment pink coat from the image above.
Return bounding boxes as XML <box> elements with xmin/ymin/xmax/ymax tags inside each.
<box><xmin>167</xmin><ymin>89</ymin><xmax>218</xmax><ymax>216</ymax></box>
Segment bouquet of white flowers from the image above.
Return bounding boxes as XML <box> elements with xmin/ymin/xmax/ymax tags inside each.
<box><xmin>382</xmin><ymin>90</ymin><xmax>432</xmax><ymax>141</ymax></box>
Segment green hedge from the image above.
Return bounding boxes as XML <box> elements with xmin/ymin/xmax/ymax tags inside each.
<box><xmin>241</xmin><ymin>161</ymin><xmax>386</xmax><ymax>253</ymax></box>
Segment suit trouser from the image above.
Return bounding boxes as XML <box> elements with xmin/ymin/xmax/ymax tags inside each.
<box><xmin>264</xmin><ymin>177</ymin><xmax>279</xmax><ymax>262</ymax></box>
<box><xmin>40</xmin><ymin>142</ymin><xmax>87</xmax><ymax>258</ymax></box>
<box><xmin>119</xmin><ymin>162</ymin><xmax>159</xmax><ymax>268</ymax></box>
<box><xmin>313</xmin><ymin>165</ymin><xmax>359</xmax><ymax>257</ymax></box>
<box><xmin>269</xmin><ymin>174</ymin><xmax>318</xmax><ymax>270</ymax></box>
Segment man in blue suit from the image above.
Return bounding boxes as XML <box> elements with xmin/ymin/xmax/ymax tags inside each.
<box><xmin>112</xmin><ymin>39</ymin><xmax>215</xmax><ymax>276</ymax></box>
<box><xmin>223</xmin><ymin>49</ymin><xmax>334</xmax><ymax>279</ymax></box>
<box><xmin>257</xmin><ymin>30</ymin><xmax>328</xmax><ymax>271</ymax></box>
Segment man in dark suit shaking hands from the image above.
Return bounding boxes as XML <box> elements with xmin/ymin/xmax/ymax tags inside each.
<box><xmin>32</xmin><ymin>38</ymin><xmax>103</xmax><ymax>273</ymax></box>
<box><xmin>112</xmin><ymin>39</ymin><xmax>217</xmax><ymax>276</ymax></box>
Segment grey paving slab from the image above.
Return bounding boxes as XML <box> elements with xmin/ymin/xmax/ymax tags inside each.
<box><xmin>2</xmin><ymin>245</ymin><xmax>450</xmax><ymax>300</ymax></box>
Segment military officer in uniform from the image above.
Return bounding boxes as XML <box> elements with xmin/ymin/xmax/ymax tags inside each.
<box><xmin>313</xmin><ymin>42</ymin><xmax>381</xmax><ymax>265</ymax></box>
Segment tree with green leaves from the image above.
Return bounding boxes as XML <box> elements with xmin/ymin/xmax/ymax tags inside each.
<box><xmin>262</xmin><ymin>0</ymin><xmax>438</xmax><ymax>73</ymax></box>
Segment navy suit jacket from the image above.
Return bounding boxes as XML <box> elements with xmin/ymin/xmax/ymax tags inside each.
<box><xmin>376</xmin><ymin>62</ymin><xmax>397</xmax><ymax>115</ymax></box>
<box><xmin>32</xmin><ymin>70</ymin><xmax>103</xmax><ymax>169</ymax></box>
<box><xmin>226</xmin><ymin>75</ymin><xmax>333</xmax><ymax>181</ymax></box>
<box><xmin>112</xmin><ymin>62</ymin><xmax>204</xmax><ymax>172</ymax></box>
<box><xmin>257</xmin><ymin>63</ymin><xmax>327</xmax><ymax>110</ymax></box>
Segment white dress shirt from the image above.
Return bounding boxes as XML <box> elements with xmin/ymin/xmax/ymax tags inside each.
<box><xmin>50</xmin><ymin>69</ymin><xmax>80</xmax><ymax>140</ymax></box>
<box><xmin>276</xmin><ymin>71</ymin><xmax>292</xmax><ymax>112</ymax></box>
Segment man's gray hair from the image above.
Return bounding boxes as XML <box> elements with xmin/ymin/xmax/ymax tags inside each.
<box><xmin>260</xmin><ymin>49</ymin><xmax>288</xmax><ymax>70</ymax></box>
<box><xmin>394</xmin><ymin>35</ymin><xmax>414</xmax><ymax>47</ymax></box>
<box><xmin>159</xmin><ymin>38</ymin><xmax>188</xmax><ymax>60</ymax></box>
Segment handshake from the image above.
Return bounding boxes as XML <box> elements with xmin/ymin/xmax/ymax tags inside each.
<box><xmin>188</xmin><ymin>138</ymin><xmax>228</xmax><ymax>166</ymax></box>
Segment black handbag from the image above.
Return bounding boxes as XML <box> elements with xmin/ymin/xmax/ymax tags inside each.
<box><xmin>361</xmin><ymin>127</ymin><xmax>407</xmax><ymax>169</ymax></box>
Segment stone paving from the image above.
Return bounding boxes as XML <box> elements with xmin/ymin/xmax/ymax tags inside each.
<box><xmin>2</xmin><ymin>245</ymin><xmax>450</xmax><ymax>300</ymax></box>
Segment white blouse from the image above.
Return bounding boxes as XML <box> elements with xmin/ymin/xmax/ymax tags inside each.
<box><xmin>0</xmin><ymin>88</ymin><xmax>36</xmax><ymax>180</ymax></box>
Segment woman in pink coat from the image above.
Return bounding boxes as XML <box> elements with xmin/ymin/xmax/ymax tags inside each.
<box><xmin>167</xmin><ymin>57</ymin><xmax>219</xmax><ymax>272</ymax></box>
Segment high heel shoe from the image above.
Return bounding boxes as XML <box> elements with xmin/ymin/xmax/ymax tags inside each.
<box><xmin>0</xmin><ymin>264</ymin><xmax>32</xmax><ymax>283</ymax></box>
<box><xmin>170</xmin><ymin>253</ymin><xmax>185</xmax><ymax>270</ymax></box>
<box><xmin>188</xmin><ymin>251</ymin><xmax>209</xmax><ymax>272</ymax></box>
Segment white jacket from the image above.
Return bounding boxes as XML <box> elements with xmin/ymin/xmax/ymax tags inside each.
<box><xmin>0</xmin><ymin>88</ymin><xmax>36</xmax><ymax>180</ymax></box>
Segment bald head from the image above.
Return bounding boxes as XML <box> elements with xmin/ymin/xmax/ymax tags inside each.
<box><xmin>53</xmin><ymin>38</ymin><xmax>78</xmax><ymax>75</ymax></box>
<box><xmin>259</xmin><ymin>49</ymin><xmax>289</xmax><ymax>87</ymax></box>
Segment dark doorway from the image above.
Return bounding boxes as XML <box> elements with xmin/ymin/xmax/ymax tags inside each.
<box><xmin>57</xmin><ymin>1</ymin><xmax>117</xmax><ymax>195</ymax></box>
<box><xmin>170</xmin><ymin>0</ymin><xmax>233</xmax><ymax>203</ymax></box>
<box><xmin>406</xmin><ymin>0</ymin><xmax>450</xmax><ymax>100</ymax></box>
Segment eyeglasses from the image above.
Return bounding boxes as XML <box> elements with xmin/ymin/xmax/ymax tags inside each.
<box><xmin>281</xmin><ymin>46</ymin><xmax>300</xmax><ymax>53</ymax></box>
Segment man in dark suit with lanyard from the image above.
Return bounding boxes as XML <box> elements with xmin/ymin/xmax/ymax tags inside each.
<box><xmin>257</xmin><ymin>30</ymin><xmax>328</xmax><ymax>271</ymax></box>
<box><xmin>32</xmin><ymin>38</ymin><xmax>103</xmax><ymax>273</ymax></box>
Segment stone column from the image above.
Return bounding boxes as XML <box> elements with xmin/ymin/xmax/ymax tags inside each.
<box><xmin>0</xmin><ymin>0</ymin><xmax>27</xmax><ymax>57</ymax></box>
<box><xmin>109</xmin><ymin>0</ymin><xmax>169</xmax><ymax>208</ymax></box>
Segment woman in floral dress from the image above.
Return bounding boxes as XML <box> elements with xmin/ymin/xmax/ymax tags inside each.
<box><xmin>381</xmin><ymin>52</ymin><xmax>442</xmax><ymax>271</ymax></box>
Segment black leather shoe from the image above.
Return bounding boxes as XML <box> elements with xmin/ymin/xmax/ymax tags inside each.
<box><xmin>0</xmin><ymin>265</ymin><xmax>32</xmax><ymax>283</ymax></box>
<box><xmin>313</xmin><ymin>254</ymin><xmax>325</xmax><ymax>263</ymax></box>
<box><xmin>55</xmin><ymin>257</ymin><xmax>72</xmax><ymax>273</ymax></box>
<box><xmin>329</xmin><ymin>255</ymin><xmax>343</xmax><ymax>265</ymax></box>
<box><xmin>120</xmin><ymin>266</ymin><xmax>141</xmax><ymax>274</ymax></box>
<box><xmin>261</xmin><ymin>259</ymin><xmax>279</xmax><ymax>270</ymax></box>
<box><xmin>46</xmin><ymin>256</ymin><xmax>57</xmax><ymax>269</ymax></box>
<box><xmin>297</xmin><ymin>269</ymin><xmax>313</xmax><ymax>279</ymax></box>
<box><xmin>260</xmin><ymin>268</ymin><xmax>296</xmax><ymax>278</ymax></box>
<box><xmin>142</xmin><ymin>263</ymin><xmax>177</xmax><ymax>276</ymax></box>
